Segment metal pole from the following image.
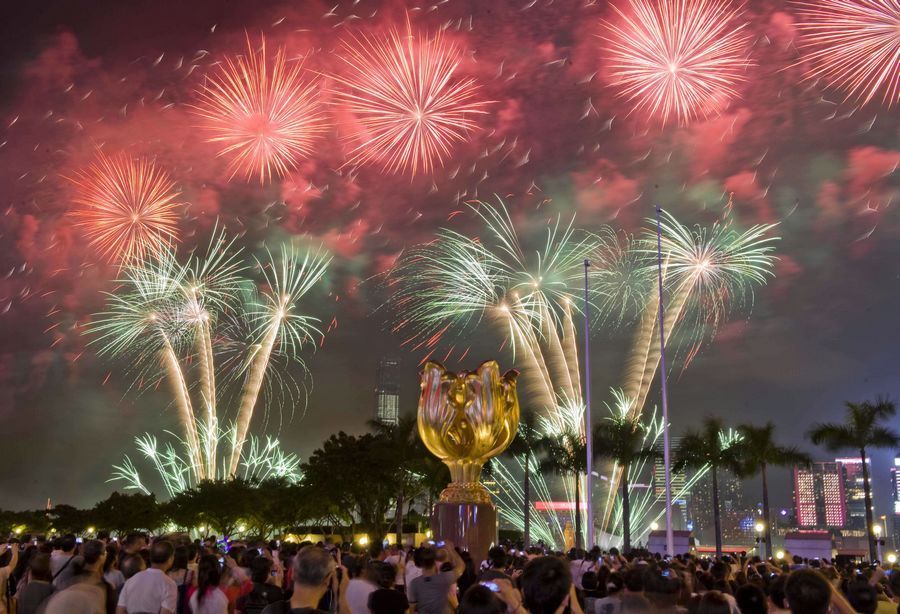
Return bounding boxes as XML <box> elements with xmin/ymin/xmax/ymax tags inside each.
<box><xmin>655</xmin><ymin>206</ymin><xmax>675</xmax><ymax>557</ymax></box>
<box><xmin>583</xmin><ymin>259</ymin><xmax>593</xmax><ymax>549</ymax></box>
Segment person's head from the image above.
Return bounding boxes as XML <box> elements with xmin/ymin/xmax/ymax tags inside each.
<box><xmin>58</xmin><ymin>534</ymin><xmax>76</xmax><ymax>553</ymax></box>
<box><xmin>768</xmin><ymin>573</ymin><xmax>787</xmax><ymax>609</ymax></box>
<box><xmin>120</xmin><ymin>553</ymin><xmax>146</xmax><ymax>579</ymax></box>
<box><xmin>846</xmin><ymin>579</ymin><xmax>878</xmax><ymax>614</ymax></box>
<box><xmin>293</xmin><ymin>546</ymin><xmax>337</xmax><ymax>592</ymax></box>
<box><xmin>521</xmin><ymin>556</ymin><xmax>572</xmax><ymax>614</ymax></box>
<box><xmin>735</xmin><ymin>583</ymin><xmax>767</xmax><ymax>614</ymax></box>
<box><xmin>623</xmin><ymin>566</ymin><xmax>645</xmax><ymax>592</ymax></box>
<box><xmin>644</xmin><ymin>567</ymin><xmax>682</xmax><ymax>609</ymax></box>
<box><xmin>72</xmin><ymin>540</ymin><xmax>107</xmax><ymax>576</ymax></box>
<box><xmin>250</xmin><ymin>556</ymin><xmax>273</xmax><ymax>584</ymax></box>
<box><xmin>196</xmin><ymin>554</ymin><xmax>222</xmax><ymax>604</ymax></box>
<box><xmin>367</xmin><ymin>541</ymin><xmax>384</xmax><ymax>561</ymax></box>
<box><xmin>785</xmin><ymin>569</ymin><xmax>832</xmax><ymax>614</ymax></box>
<box><xmin>696</xmin><ymin>590</ymin><xmax>731</xmax><ymax>614</ymax></box>
<box><xmin>488</xmin><ymin>546</ymin><xmax>507</xmax><ymax>570</ymax></box>
<box><xmin>459</xmin><ymin>584</ymin><xmax>506</xmax><ymax>614</ymax></box>
<box><xmin>372</xmin><ymin>561</ymin><xmax>395</xmax><ymax>589</ymax></box>
<box><xmin>171</xmin><ymin>546</ymin><xmax>189</xmax><ymax>572</ymax></box>
<box><xmin>149</xmin><ymin>540</ymin><xmax>175</xmax><ymax>571</ymax></box>
<box><xmin>419</xmin><ymin>547</ymin><xmax>437</xmax><ymax>571</ymax></box>
<box><xmin>124</xmin><ymin>532</ymin><xmax>147</xmax><ymax>553</ymax></box>
<box><xmin>29</xmin><ymin>552</ymin><xmax>52</xmax><ymax>582</ymax></box>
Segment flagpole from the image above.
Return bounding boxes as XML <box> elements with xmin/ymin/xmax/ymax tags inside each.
<box><xmin>583</xmin><ymin>259</ymin><xmax>593</xmax><ymax>549</ymax></box>
<box><xmin>655</xmin><ymin>206</ymin><xmax>675</xmax><ymax>557</ymax></box>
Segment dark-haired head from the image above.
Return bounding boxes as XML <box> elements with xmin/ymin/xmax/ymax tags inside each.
<box><xmin>29</xmin><ymin>552</ymin><xmax>52</xmax><ymax>582</ymax></box>
<box><xmin>196</xmin><ymin>554</ymin><xmax>221</xmax><ymax>605</ymax></box>
<box><xmin>735</xmin><ymin>584</ymin><xmax>767</xmax><ymax>614</ymax></box>
<box><xmin>459</xmin><ymin>584</ymin><xmax>506</xmax><ymax>614</ymax></box>
<box><xmin>149</xmin><ymin>540</ymin><xmax>175</xmax><ymax>568</ymax></box>
<box><xmin>120</xmin><ymin>553</ymin><xmax>146</xmax><ymax>579</ymax></box>
<box><xmin>846</xmin><ymin>579</ymin><xmax>878</xmax><ymax>614</ymax></box>
<box><xmin>171</xmin><ymin>546</ymin><xmax>189</xmax><ymax>571</ymax></box>
<box><xmin>57</xmin><ymin>534</ymin><xmax>77</xmax><ymax>553</ymax></box>
<box><xmin>785</xmin><ymin>569</ymin><xmax>832</xmax><ymax>614</ymax></box>
<box><xmin>250</xmin><ymin>557</ymin><xmax>273</xmax><ymax>584</ymax></box>
<box><xmin>521</xmin><ymin>556</ymin><xmax>572</xmax><ymax>614</ymax></box>
<box><xmin>697</xmin><ymin>590</ymin><xmax>731</xmax><ymax>614</ymax></box>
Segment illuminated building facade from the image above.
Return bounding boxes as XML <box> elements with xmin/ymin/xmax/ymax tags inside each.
<box><xmin>835</xmin><ymin>457</ymin><xmax>871</xmax><ymax>534</ymax></box>
<box><xmin>794</xmin><ymin>462</ymin><xmax>846</xmax><ymax>529</ymax></box>
<box><xmin>375</xmin><ymin>357</ymin><xmax>400</xmax><ymax>425</ymax></box>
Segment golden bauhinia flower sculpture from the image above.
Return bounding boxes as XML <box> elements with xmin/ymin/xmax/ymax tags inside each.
<box><xmin>418</xmin><ymin>360</ymin><xmax>520</xmax><ymax>504</ymax></box>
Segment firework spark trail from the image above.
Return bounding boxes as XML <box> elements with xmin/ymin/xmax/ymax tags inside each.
<box><xmin>600</xmin><ymin>0</ymin><xmax>753</xmax><ymax>125</ymax></box>
<box><xmin>160</xmin><ymin>336</ymin><xmax>205</xmax><ymax>478</ymax></box>
<box><xmin>69</xmin><ymin>153</ymin><xmax>181</xmax><ymax>263</ymax></box>
<box><xmin>332</xmin><ymin>16</ymin><xmax>490</xmax><ymax>175</ymax></box>
<box><xmin>793</xmin><ymin>0</ymin><xmax>900</xmax><ymax>107</ymax></box>
<box><xmin>228</xmin><ymin>246</ymin><xmax>331</xmax><ymax>476</ymax></box>
<box><xmin>599</xmin><ymin>211</ymin><xmax>777</xmax><ymax>535</ymax></box>
<box><xmin>192</xmin><ymin>34</ymin><xmax>328</xmax><ymax>184</ymax></box>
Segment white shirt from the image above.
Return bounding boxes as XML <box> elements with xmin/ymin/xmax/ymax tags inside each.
<box><xmin>385</xmin><ymin>554</ymin><xmax>405</xmax><ymax>586</ymax></box>
<box><xmin>117</xmin><ymin>568</ymin><xmax>178</xmax><ymax>613</ymax></box>
<box><xmin>188</xmin><ymin>587</ymin><xmax>229</xmax><ymax>614</ymax></box>
<box><xmin>345</xmin><ymin>578</ymin><xmax>377</xmax><ymax>614</ymax></box>
<box><xmin>49</xmin><ymin>552</ymin><xmax>75</xmax><ymax>588</ymax></box>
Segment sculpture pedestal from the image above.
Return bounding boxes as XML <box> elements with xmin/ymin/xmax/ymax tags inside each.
<box><xmin>432</xmin><ymin>501</ymin><xmax>497</xmax><ymax>564</ymax></box>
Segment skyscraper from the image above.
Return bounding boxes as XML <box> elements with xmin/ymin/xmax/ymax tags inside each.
<box><xmin>375</xmin><ymin>357</ymin><xmax>400</xmax><ymax>425</ymax></box>
<box><xmin>794</xmin><ymin>462</ymin><xmax>846</xmax><ymax>529</ymax></box>
<box><xmin>688</xmin><ymin>470</ymin><xmax>754</xmax><ymax>543</ymax></box>
<box><xmin>836</xmin><ymin>457</ymin><xmax>871</xmax><ymax>534</ymax></box>
<box><xmin>654</xmin><ymin>438</ymin><xmax>688</xmax><ymax>527</ymax></box>
<box><xmin>891</xmin><ymin>456</ymin><xmax>900</xmax><ymax>548</ymax></box>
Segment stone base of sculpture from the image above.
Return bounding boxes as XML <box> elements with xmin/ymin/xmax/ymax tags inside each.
<box><xmin>431</xmin><ymin>501</ymin><xmax>497</xmax><ymax>564</ymax></box>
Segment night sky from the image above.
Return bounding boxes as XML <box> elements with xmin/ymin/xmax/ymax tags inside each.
<box><xmin>0</xmin><ymin>0</ymin><xmax>898</xmax><ymax>520</ymax></box>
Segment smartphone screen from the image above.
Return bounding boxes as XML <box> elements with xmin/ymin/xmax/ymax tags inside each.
<box><xmin>480</xmin><ymin>581</ymin><xmax>500</xmax><ymax>593</ymax></box>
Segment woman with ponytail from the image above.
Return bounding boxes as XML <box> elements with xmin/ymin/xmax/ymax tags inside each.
<box><xmin>187</xmin><ymin>554</ymin><xmax>228</xmax><ymax>614</ymax></box>
<box><xmin>40</xmin><ymin>539</ymin><xmax>115</xmax><ymax>613</ymax></box>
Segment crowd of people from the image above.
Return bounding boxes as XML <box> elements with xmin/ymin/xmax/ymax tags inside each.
<box><xmin>1</xmin><ymin>533</ymin><xmax>899</xmax><ymax>614</ymax></box>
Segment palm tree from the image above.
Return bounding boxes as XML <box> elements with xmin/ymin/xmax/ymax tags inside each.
<box><xmin>502</xmin><ymin>410</ymin><xmax>542</xmax><ymax>547</ymax></box>
<box><xmin>369</xmin><ymin>415</ymin><xmax>420</xmax><ymax>546</ymax></box>
<box><xmin>538</xmin><ymin>427</ymin><xmax>588</xmax><ymax>550</ymax></box>
<box><xmin>592</xmin><ymin>414</ymin><xmax>658</xmax><ymax>553</ymax></box>
<box><xmin>674</xmin><ymin>417</ymin><xmax>741</xmax><ymax>558</ymax></box>
<box><xmin>808</xmin><ymin>398</ymin><xmax>899</xmax><ymax>562</ymax></box>
<box><xmin>733</xmin><ymin>422</ymin><xmax>811</xmax><ymax>559</ymax></box>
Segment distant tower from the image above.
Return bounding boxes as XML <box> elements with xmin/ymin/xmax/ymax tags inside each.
<box><xmin>891</xmin><ymin>456</ymin><xmax>900</xmax><ymax>548</ymax></box>
<box><xmin>836</xmin><ymin>457</ymin><xmax>871</xmax><ymax>533</ymax></box>
<box><xmin>375</xmin><ymin>357</ymin><xmax>400</xmax><ymax>425</ymax></box>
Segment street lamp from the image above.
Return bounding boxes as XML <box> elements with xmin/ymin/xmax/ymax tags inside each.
<box><xmin>888</xmin><ymin>553</ymin><xmax>897</xmax><ymax>565</ymax></box>
<box><xmin>650</xmin><ymin>522</ymin><xmax>659</xmax><ymax>532</ymax></box>
<box><xmin>775</xmin><ymin>550</ymin><xmax>785</xmax><ymax>560</ymax></box>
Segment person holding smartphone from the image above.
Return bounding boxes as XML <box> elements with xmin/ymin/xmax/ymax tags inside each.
<box><xmin>408</xmin><ymin>541</ymin><xmax>464</xmax><ymax>614</ymax></box>
<box><xmin>261</xmin><ymin>546</ymin><xmax>349</xmax><ymax>614</ymax></box>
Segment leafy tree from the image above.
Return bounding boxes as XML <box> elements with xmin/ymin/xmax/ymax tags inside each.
<box><xmin>369</xmin><ymin>416</ymin><xmax>422</xmax><ymax>545</ymax></box>
<box><xmin>538</xmin><ymin>427</ymin><xmax>588</xmax><ymax>550</ymax></box>
<box><xmin>47</xmin><ymin>504</ymin><xmax>89</xmax><ymax>535</ymax></box>
<box><xmin>301</xmin><ymin>431</ymin><xmax>396</xmax><ymax>540</ymax></box>
<box><xmin>808</xmin><ymin>398</ymin><xmax>899</xmax><ymax>562</ymax></box>
<box><xmin>674</xmin><ymin>418</ymin><xmax>741</xmax><ymax>558</ymax></box>
<box><xmin>733</xmin><ymin>422</ymin><xmax>810</xmax><ymax>559</ymax></box>
<box><xmin>593</xmin><ymin>414</ymin><xmax>657</xmax><ymax>553</ymax></box>
<box><xmin>414</xmin><ymin>455</ymin><xmax>451</xmax><ymax>526</ymax></box>
<box><xmin>503</xmin><ymin>411</ymin><xmax>542</xmax><ymax>547</ymax></box>
<box><xmin>245</xmin><ymin>478</ymin><xmax>308</xmax><ymax>538</ymax></box>
<box><xmin>168</xmin><ymin>479</ymin><xmax>255</xmax><ymax>537</ymax></box>
<box><xmin>91</xmin><ymin>492</ymin><xmax>163</xmax><ymax>535</ymax></box>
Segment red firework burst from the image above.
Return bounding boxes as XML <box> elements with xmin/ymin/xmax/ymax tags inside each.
<box><xmin>601</xmin><ymin>0</ymin><xmax>752</xmax><ymax>126</ymax></box>
<box><xmin>192</xmin><ymin>35</ymin><xmax>328</xmax><ymax>184</ymax></box>
<box><xmin>793</xmin><ymin>0</ymin><xmax>899</xmax><ymax>107</ymax></box>
<box><xmin>332</xmin><ymin>18</ymin><xmax>489</xmax><ymax>176</ymax></box>
<box><xmin>69</xmin><ymin>153</ymin><xmax>181</xmax><ymax>263</ymax></box>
